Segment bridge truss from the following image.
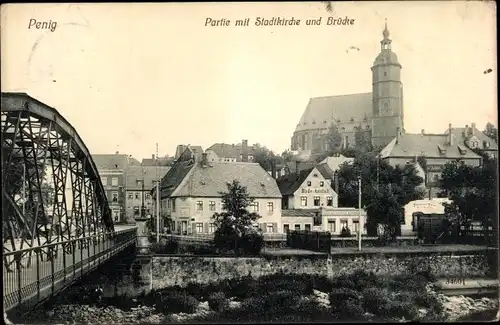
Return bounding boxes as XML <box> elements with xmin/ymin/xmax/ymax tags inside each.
<box><xmin>1</xmin><ymin>92</ymin><xmax>114</xmax><ymax>269</ymax></box>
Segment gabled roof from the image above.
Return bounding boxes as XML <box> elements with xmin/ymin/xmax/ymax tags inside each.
<box><xmin>92</xmin><ymin>154</ymin><xmax>139</xmax><ymax>170</ymax></box>
<box><xmin>171</xmin><ymin>161</ymin><xmax>281</xmax><ymax>198</ymax></box>
<box><xmin>379</xmin><ymin>133</ymin><xmax>483</xmax><ymax>160</ymax></box>
<box><xmin>320</xmin><ymin>154</ymin><xmax>355</xmax><ymax>171</ymax></box>
<box><xmin>285</xmin><ymin>161</ymin><xmax>316</xmax><ymax>174</ymax></box>
<box><xmin>126</xmin><ymin>166</ymin><xmax>171</xmax><ymax>191</ymax></box>
<box><xmin>445</xmin><ymin>127</ymin><xmax>498</xmax><ymax>151</ymax></box>
<box><xmin>276</xmin><ymin>167</ymin><xmax>314</xmax><ymax>196</ymax></box>
<box><xmin>315</xmin><ymin>163</ymin><xmax>335</xmax><ymax>180</ymax></box>
<box><xmin>206</xmin><ymin>143</ymin><xmax>258</xmax><ymax>159</ymax></box>
<box><xmin>160</xmin><ymin>148</ymin><xmax>198</xmax><ymax>198</ymax></box>
<box><xmin>174</xmin><ymin>145</ymin><xmax>204</xmax><ymax>159</ymax></box>
<box><xmin>294</xmin><ymin>93</ymin><xmax>373</xmax><ymax>132</ymax></box>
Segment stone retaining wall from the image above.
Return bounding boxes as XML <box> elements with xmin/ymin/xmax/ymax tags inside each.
<box><xmin>151</xmin><ymin>253</ymin><xmax>490</xmax><ymax>289</ymax></box>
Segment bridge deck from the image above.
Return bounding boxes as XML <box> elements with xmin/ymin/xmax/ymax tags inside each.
<box><xmin>3</xmin><ymin>226</ymin><xmax>137</xmax><ymax>313</ymax></box>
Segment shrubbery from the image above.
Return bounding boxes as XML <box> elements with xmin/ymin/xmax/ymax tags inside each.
<box><xmin>154</xmin><ymin>291</ymin><xmax>199</xmax><ymax>314</ymax></box>
<box><xmin>207</xmin><ymin>291</ymin><xmax>229</xmax><ymax>312</ymax></box>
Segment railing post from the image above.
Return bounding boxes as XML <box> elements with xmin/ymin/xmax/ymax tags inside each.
<box><xmin>36</xmin><ymin>249</ymin><xmax>41</xmax><ymax>302</ymax></box>
<box><xmin>51</xmin><ymin>247</ymin><xmax>55</xmax><ymax>297</ymax></box>
<box><xmin>16</xmin><ymin>254</ymin><xmax>22</xmax><ymax>308</ymax></box>
<box><xmin>63</xmin><ymin>243</ymin><xmax>67</xmax><ymax>284</ymax></box>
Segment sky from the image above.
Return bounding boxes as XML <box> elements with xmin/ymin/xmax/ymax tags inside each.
<box><xmin>1</xmin><ymin>1</ymin><xmax>497</xmax><ymax>161</ymax></box>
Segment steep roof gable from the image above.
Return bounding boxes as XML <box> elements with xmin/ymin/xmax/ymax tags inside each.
<box><xmin>295</xmin><ymin>93</ymin><xmax>373</xmax><ymax>132</ymax></box>
<box><xmin>159</xmin><ymin>148</ymin><xmax>197</xmax><ymax>198</ymax></box>
<box><xmin>172</xmin><ymin>162</ymin><xmax>281</xmax><ymax>198</ymax></box>
<box><xmin>277</xmin><ymin>167</ymin><xmax>315</xmax><ymax>196</ymax></box>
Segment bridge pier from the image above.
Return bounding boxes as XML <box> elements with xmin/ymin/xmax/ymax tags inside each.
<box><xmin>135</xmin><ymin>217</ymin><xmax>151</xmax><ymax>255</ymax></box>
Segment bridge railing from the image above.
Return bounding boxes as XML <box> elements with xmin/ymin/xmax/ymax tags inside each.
<box><xmin>2</xmin><ymin>227</ymin><xmax>137</xmax><ymax>313</ymax></box>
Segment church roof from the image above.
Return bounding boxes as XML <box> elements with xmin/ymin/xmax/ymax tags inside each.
<box><xmin>379</xmin><ymin>133</ymin><xmax>483</xmax><ymax>160</ymax></box>
<box><xmin>294</xmin><ymin>93</ymin><xmax>373</xmax><ymax>133</ymax></box>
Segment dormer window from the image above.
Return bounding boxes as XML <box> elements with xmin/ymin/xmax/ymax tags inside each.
<box><xmin>458</xmin><ymin>145</ymin><xmax>467</xmax><ymax>155</ymax></box>
<box><xmin>437</xmin><ymin>145</ymin><xmax>447</xmax><ymax>155</ymax></box>
<box><xmin>483</xmin><ymin>140</ymin><xmax>491</xmax><ymax>149</ymax></box>
<box><xmin>307</xmin><ymin>181</ymin><xmax>311</xmax><ymax>186</ymax></box>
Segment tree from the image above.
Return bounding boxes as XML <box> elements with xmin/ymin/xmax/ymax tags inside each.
<box><xmin>354</xmin><ymin>125</ymin><xmax>373</xmax><ymax>154</ymax></box>
<box><xmin>324</xmin><ymin>123</ymin><xmax>343</xmax><ymax>153</ymax></box>
<box><xmin>439</xmin><ymin>154</ymin><xmax>497</xmax><ymax>244</ymax></box>
<box><xmin>483</xmin><ymin>122</ymin><xmax>498</xmax><ymax>143</ymax></box>
<box><xmin>211</xmin><ymin>180</ymin><xmax>264</xmax><ymax>254</ymax></box>
<box><xmin>336</xmin><ymin>153</ymin><xmax>425</xmax><ymax>238</ymax></box>
<box><xmin>252</xmin><ymin>144</ymin><xmax>275</xmax><ymax>171</ymax></box>
<box><xmin>281</xmin><ymin>150</ymin><xmax>294</xmax><ymax>163</ymax></box>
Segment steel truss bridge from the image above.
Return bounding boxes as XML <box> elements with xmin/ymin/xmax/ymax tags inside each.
<box><xmin>1</xmin><ymin>92</ymin><xmax>137</xmax><ymax>314</ymax></box>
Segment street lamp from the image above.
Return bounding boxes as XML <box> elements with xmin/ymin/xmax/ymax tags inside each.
<box><xmin>358</xmin><ymin>175</ymin><xmax>362</xmax><ymax>251</ymax></box>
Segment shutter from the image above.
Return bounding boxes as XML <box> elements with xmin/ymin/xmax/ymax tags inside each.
<box><xmin>259</xmin><ymin>223</ymin><xmax>264</xmax><ymax>231</ymax></box>
<box><xmin>204</xmin><ymin>222</ymin><xmax>209</xmax><ymax>233</ymax></box>
<box><xmin>273</xmin><ymin>223</ymin><xmax>278</xmax><ymax>233</ymax></box>
<box><xmin>263</xmin><ymin>222</ymin><xmax>267</xmax><ymax>233</ymax></box>
<box><xmin>191</xmin><ymin>222</ymin><xmax>196</xmax><ymax>234</ymax></box>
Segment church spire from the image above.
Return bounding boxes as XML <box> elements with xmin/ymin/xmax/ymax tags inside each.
<box><xmin>381</xmin><ymin>19</ymin><xmax>391</xmax><ymax>51</ymax></box>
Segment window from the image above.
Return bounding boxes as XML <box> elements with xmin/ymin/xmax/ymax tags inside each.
<box><xmin>300</xmin><ymin>196</ymin><xmax>307</xmax><ymax>207</ymax></box>
<box><xmin>145</xmin><ymin>194</ymin><xmax>151</xmax><ymax>201</ymax></box>
<box><xmin>113</xmin><ymin>209</ymin><xmax>120</xmax><ymax>222</ymax></box>
<box><xmin>101</xmin><ymin>177</ymin><xmax>107</xmax><ymax>186</ymax></box>
<box><xmin>111</xmin><ymin>192</ymin><xmax>118</xmax><ymax>202</ymax></box>
<box><xmin>328</xmin><ymin>220</ymin><xmax>336</xmax><ymax>233</ymax></box>
<box><xmin>307</xmin><ymin>181</ymin><xmax>312</xmax><ymax>186</ymax></box>
<box><xmin>167</xmin><ymin>200</ymin><xmax>171</xmax><ymax>209</ymax></box>
<box><xmin>320</xmin><ymin>181</ymin><xmax>324</xmax><ymax>187</ymax></box>
<box><xmin>267</xmin><ymin>224</ymin><xmax>274</xmax><ymax>233</ymax></box>
<box><xmin>128</xmin><ymin>193</ymin><xmax>133</xmax><ymax>200</ymax></box>
<box><xmin>220</xmin><ymin>202</ymin><xmax>226</xmax><ymax>210</ymax></box>
<box><xmin>283</xmin><ymin>224</ymin><xmax>290</xmax><ymax>233</ymax></box>
<box><xmin>294</xmin><ymin>224</ymin><xmax>301</xmax><ymax>231</ymax></box>
<box><xmin>196</xmin><ymin>223</ymin><xmax>204</xmax><ymax>233</ymax></box>
<box><xmin>112</xmin><ymin>177</ymin><xmax>118</xmax><ymax>186</ymax></box>
<box><xmin>327</xmin><ymin>196</ymin><xmax>333</xmax><ymax>206</ymax></box>
<box><xmin>267</xmin><ymin>202</ymin><xmax>274</xmax><ymax>213</ymax></box>
<box><xmin>135</xmin><ymin>192</ymin><xmax>140</xmax><ymax>199</ymax></box>
<box><xmin>250</xmin><ymin>202</ymin><xmax>259</xmax><ymax>212</ymax></box>
<box><xmin>209</xmin><ymin>201</ymin><xmax>216</xmax><ymax>211</ymax></box>
<box><xmin>208</xmin><ymin>223</ymin><xmax>216</xmax><ymax>233</ymax></box>
<box><xmin>172</xmin><ymin>199</ymin><xmax>176</xmax><ymax>212</ymax></box>
<box><xmin>353</xmin><ymin>220</ymin><xmax>359</xmax><ymax>233</ymax></box>
<box><xmin>341</xmin><ymin>220</ymin><xmax>348</xmax><ymax>230</ymax></box>
<box><xmin>305</xmin><ymin>224</ymin><xmax>311</xmax><ymax>231</ymax></box>
<box><xmin>196</xmin><ymin>201</ymin><xmax>203</xmax><ymax>211</ymax></box>
<box><xmin>313</xmin><ymin>196</ymin><xmax>320</xmax><ymax>206</ymax></box>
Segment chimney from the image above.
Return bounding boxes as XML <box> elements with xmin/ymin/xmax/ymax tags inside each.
<box><xmin>396</xmin><ymin>127</ymin><xmax>401</xmax><ymax>144</ymax></box>
<box><xmin>421</xmin><ymin>129</ymin><xmax>425</xmax><ymax>136</ymax></box>
<box><xmin>242</xmin><ymin>139</ymin><xmax>249</xmax><ymax>162</ymax></box>
<box><xmin>471</xmin><ymin>123</ymin><xmax>476</xmax><ymax>136</ymax></box>
<box><xmin>152</xmin><ymin>154</ymin><xmax>155</xmax><ymax>159</ymax></box>
<box><xmin>201</xmin><ymin>153</ymin><xmax>208</xmax><ymax>167</ymax></box>
<box><xmin>448</xmin><ymin>123</ymin><xmax>453</xmax><ymax>145</ymax></box>
<box><xmin>271</xmin><ymin>159</ymin><xmax>277</xmax><ymax>179</ymax></box>
<box><xmin>115</xmin><ymin>151</ymin><xmax>119</xmax><ymax>155</ymax></box>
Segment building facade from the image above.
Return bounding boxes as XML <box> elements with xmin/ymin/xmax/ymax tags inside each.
<box><xmin>291</xmin><ymin>22</ymin><xmax>404</xmax><ymax>152</ymax></box>
<box><xmin>445</xmin><ymin>123</ymin><xmax>498</xmax><ymax>159</ymax></box>
<box><xmin>156</xmin><ymin>148</ymin><xmax>282</xmax><ymax>235</ymax></box>
<box><xmin>125</xmin><ymin>165</ymin><xmax>171</xmax><ymax>223</ymax></box>
<box><xmin>205</xmin><ymin>140</ymin><xmax>256</xmax><ymax>163</ymax></box>
<box><xmin>92</xmin><ymin>153</ymin><xmax>141</xmax><ymax>223</ymax></box>
<box><xmin>379</xmin><ymin>125</ymin><xmax>483</xmax><ymax>198</ymax></box>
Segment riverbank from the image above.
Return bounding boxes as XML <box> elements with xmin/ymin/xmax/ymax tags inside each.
<box><xmin>16</xmin><ymin>271</ymin><xmax>499</xmax><ymax>324</ymax></box>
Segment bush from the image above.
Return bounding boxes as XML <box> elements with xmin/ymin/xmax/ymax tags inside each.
<box><xmin>330</xmin><ymin>288</ymin><xmax>361</xmax><ymax>312</ymax></box>
<box><xmin>239</xmin><ymin>232</ymin><xmax>264</xmax><ymax>255</ymax></box>
<box><xmin>340</xmin><ymin>227</ymin><xmax>351</xmax><ymax>237</ymax></box>
<box><xmin>150</xmin><ymin>240</ymin><xmax>178</xmax><ymax>254</ymax></box>
<box><xmin>155</xmin><ymin>292</ymin><xmax>199</xmax><ymax>314</ymax></box>
<box><xmin>258</xmin><ymin>274</ymin><xmax>314</xmax><ymax>295</ymax></box>
<box><xmin>207</xmin><ymin>291</ymin><xmax>229</xmax><ymax>312</ymax></box>
<box><xmin>362</xmin><ymin>287</ymin><xmax>391</xmax><ymax>314</ymax></box>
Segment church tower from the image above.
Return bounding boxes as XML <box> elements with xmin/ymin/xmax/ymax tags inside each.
<box><xmin>371</xmin><ymin>20</ymin><xmax>404</xmax><ymax>148</ymax></box>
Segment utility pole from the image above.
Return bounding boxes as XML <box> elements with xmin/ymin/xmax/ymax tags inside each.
<box><xmin>358</xmin><ymin>175</ymin><xmax>362</xmax><ymax>251</ymax></box>
<box><xmin>156</xmin><ymin>143</ymin><xmax>160</xmax><ymax>243</ymax></box>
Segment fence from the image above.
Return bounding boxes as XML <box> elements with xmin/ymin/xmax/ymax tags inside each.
<box><xmin>330</xmin><ymin>236</ymin><xmax>419</xmax><ymax>248</ymax></box>
<box><xmin>2</xmin><ymin>227</ymin><xmax>137</xmax><ymax>313</ymax></box>
<box><xmin>287</xmin><ymin>230</ymin><xmax>332</xmax><ymax>253</ymax></box>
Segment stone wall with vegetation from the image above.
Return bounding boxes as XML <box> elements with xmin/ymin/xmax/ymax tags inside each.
<box><xmin>151</xmin><ymin>253</ymin><xmax>490</xmax><ymax>289</ymax></box>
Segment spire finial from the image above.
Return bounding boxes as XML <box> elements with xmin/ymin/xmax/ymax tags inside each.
<box><xmin>383</xmin><ymin>18</ymin><xmax>389</xmax><ymax>39</ymax></box>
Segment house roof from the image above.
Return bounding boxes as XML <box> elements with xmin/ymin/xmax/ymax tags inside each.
<box><xmin>379</xmin><ymin>133</ymin><xmax>483</xmax><ymax>160</ymax></box>
<box><xmin>282</xmin><ymin>209</ymin><xmax>319</xmax><ymax>217</ymax></box>
<box><xmin>170</xmin><ymin>161</ymin><xmax>281</xmax><ymax>198</ymax></box>
<box><xmin>276</xmin><ymin>167</ymin><xmax>314</xmax><ymax>196</ymax></box>
<box><xmin>206</xmin><ymin>143</ymin><xmax>258</xmax><ymax>159</ymax></box>
<box><xmin>160</xmin><ymin>148</ymin><xmax>198</xmax><ymax>198</ymax></box>
<box><xmin>126</xmin><ymin>166</ymin><xmax>171</xmax><ymax>190</ymax></box>
<box><xmin>446</xmin><ymin>127</ymin><xmax>498</xmax><ymax>151</ymax></box>
<box><xmin>92</xmin><ymin>154</ymin><xmax>139</xmax><ymax>170</ymax></box>
<box><xmin>175</xmin><ymin>145</ymin><xmax>204</xmax><ymax>159</ymax></box>
<box><xmin>285</xmin><ymin>161</ymin><xmax>316</xmax><ymax>174</ymax></box>
<box><xmin>320</xmin><ymin>154</ymin><xmax>355</xmax><ymax>171</ymax></box>
<box><xmin>294</xmin><ymin>93</ymin><xmax>373</xmax><ymax>133</ymax></box>
<box><xmin>315</xmin><ymin>163</ymin><xmax>335</xmax><ymax>180</ymax></box>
